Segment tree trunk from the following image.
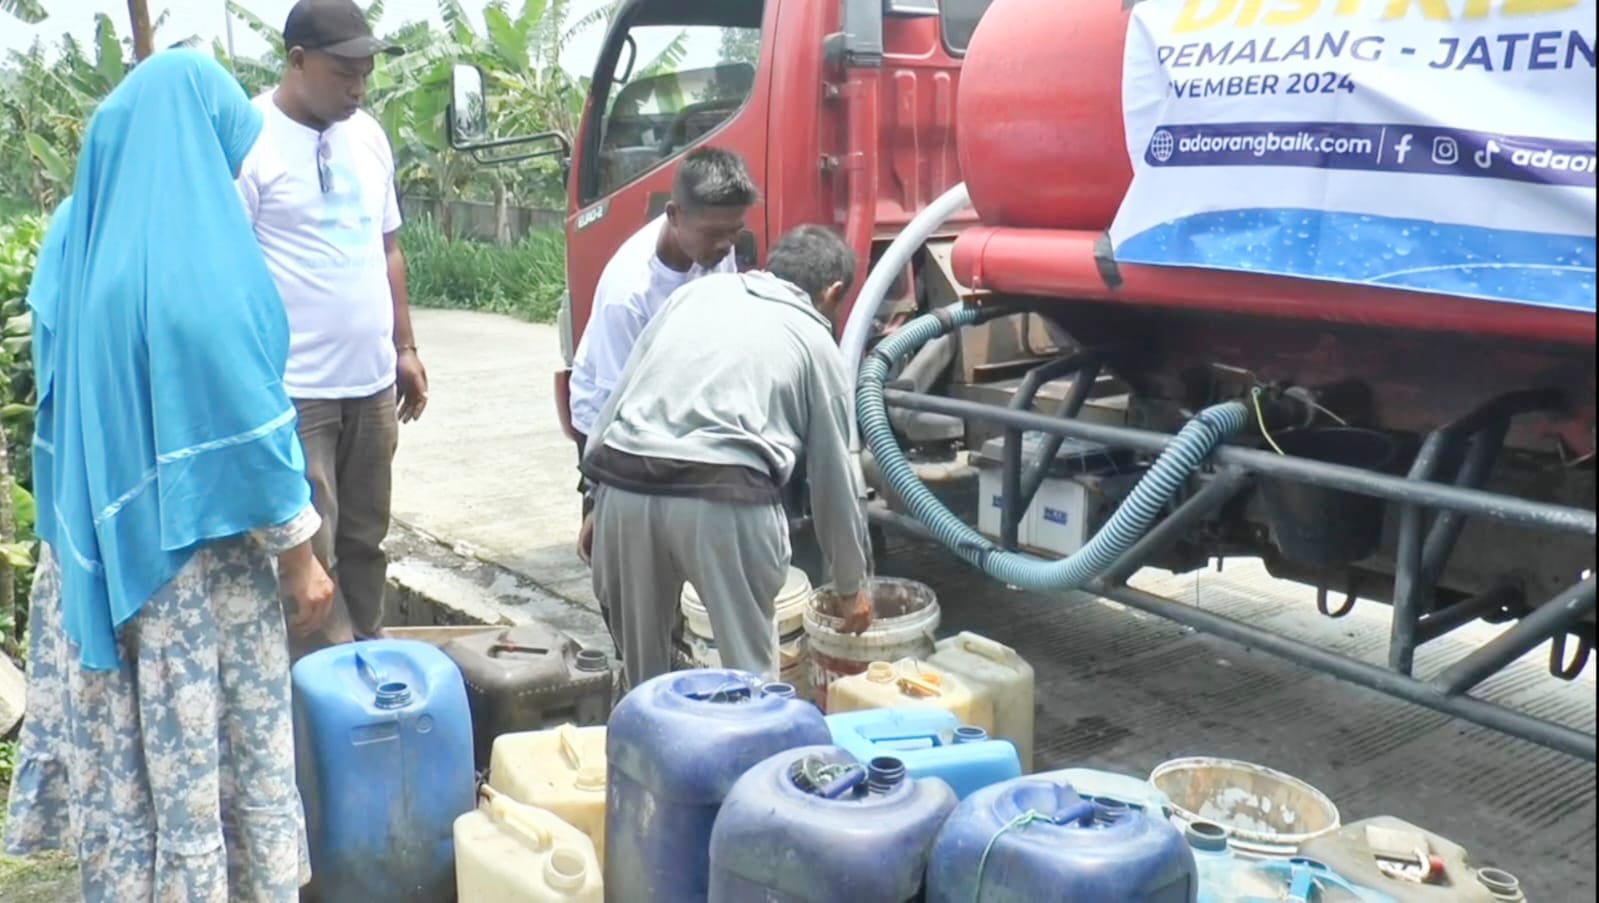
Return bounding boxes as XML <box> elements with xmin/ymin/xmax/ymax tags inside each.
<box><xmin>127</xmin><ymin>0</ymin><xmax>155</xmax><ymax>61</ymax></box>
<box><xmin>494</xmin><ymin>178</ymin><xmax>511</xmax><ymax>245</ymax></box>
<box><xmin>437</xmin><ymin>165</ymin><xmax>454</xmax><ymax>239</ymax></box>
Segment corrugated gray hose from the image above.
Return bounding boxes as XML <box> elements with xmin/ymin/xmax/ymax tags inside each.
<box><xmin>856</xmin><ymin>303</ymin><xmax>1250</xmax><ymax>593</ymax></box>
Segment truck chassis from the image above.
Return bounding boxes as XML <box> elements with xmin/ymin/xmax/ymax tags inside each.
<box><xmin>868</xmin><ymin>373</ymin><xmax>1595</xmax><ymax>761</ymax></box>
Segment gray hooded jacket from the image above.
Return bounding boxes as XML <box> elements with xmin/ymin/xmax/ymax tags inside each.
<box><xmin>582</xmin><ymin>270</ymin><xmax>869</xmax><ymax>595</ymax></box>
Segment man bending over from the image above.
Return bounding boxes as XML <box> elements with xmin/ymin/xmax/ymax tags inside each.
<box><xmin>581</xmin><ymin>225</ymin><xmax>874</xmax><ymax>685</ymax></box>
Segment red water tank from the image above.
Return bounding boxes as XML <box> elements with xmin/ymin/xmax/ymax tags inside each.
<box><xmin>955</xmin><ymin>0</ymin><xmax>1133</xmax><ymax>231</ymax></box>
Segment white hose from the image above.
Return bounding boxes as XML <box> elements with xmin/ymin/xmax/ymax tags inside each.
<box><xmin>841</xmin><ymin>182</ymin><xmax>973</xmax><ymax>452</ymax></box>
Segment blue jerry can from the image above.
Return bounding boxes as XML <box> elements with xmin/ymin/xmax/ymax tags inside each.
<box><xmin>292</xmin><ymin>639</ymin><xmax>475</xmax><ymax>902</ymax></box>
<box><xmin>605</xmin><ymin>669</ymin><xmax>830</xmax><ymax>903</ymax></box>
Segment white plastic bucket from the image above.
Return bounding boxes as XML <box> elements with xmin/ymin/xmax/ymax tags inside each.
<box><xmin>803</xmin><ymin>577</ymin><xmax>940</xmax><ymax>707</ymax></box>
<box><xmin>679</xmin><ymin>567</ymin><xmax>812</xmax><ymax>686</ymax></box>
<box><xmin>1149</xmin><ymin>756</ymin><xmax>1341</xmax><ymax>859</ymax></box>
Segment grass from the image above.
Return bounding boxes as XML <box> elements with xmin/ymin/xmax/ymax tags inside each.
<box><xmin>401</xmin><ymin>217</ymin><xmax>566</xmax><ymax>324</ymax></box>
<box><xmin>0</xmin><ymin>793</ymin><xmax>78</xmax><ymax>902</ymax></box>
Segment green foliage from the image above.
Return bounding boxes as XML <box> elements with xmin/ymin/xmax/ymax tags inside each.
<box><xmin>401</xmin><ymin>217</ymin><xmax>565</xmax><ymax>323</ymax></box>
<box><xmin>0</xmin><ymin>213</ymin><xmax>41</xmax><ymax>659</ymax></box>
<box><xmin>3</xmin><ymin>0</ymin><xmax>618</xmax><ymax>215</ymax></box>
<box><xmin>1</xmin><ymin>14</ymin><xmax>130</xmax><ymax>208</ymax></box>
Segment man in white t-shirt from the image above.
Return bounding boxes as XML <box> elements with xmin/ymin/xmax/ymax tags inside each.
<box><xmin>569</xmin><ymin>147</ymin><xmax>757</xmax><ymax>580</ymax></box>
<box><xmin>235</xmin><ymin>0</ymin><xmax>427</xmax><ymax>657</ymax></box>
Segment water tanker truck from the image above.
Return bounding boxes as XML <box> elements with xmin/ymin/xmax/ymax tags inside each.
<box><xmin>449</xmin><ymin>0</ymin><xmax>1596</xmax><ymax>759</ymax></box>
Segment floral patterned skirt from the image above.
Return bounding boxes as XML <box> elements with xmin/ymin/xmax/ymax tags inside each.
<box><xmin>4</xmin><ymin>542</ymin><xmax>311</xmax><ymax>903</ymax></box>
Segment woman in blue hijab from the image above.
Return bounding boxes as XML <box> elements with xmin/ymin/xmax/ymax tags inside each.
<box><xmin>3</xmin><ymin>50</ymin><xmax>335</xmax><ymax>901</ymax></box>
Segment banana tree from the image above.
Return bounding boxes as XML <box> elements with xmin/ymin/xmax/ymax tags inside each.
<box><xmin>1</xmin><ymin>14</ymin><xmax>129</xmax><ymax>207</ymax></box>
<box><xmin>0</xmin><ymin>0</ymin><xmax>46</xmax><ymax>24</ymax></box>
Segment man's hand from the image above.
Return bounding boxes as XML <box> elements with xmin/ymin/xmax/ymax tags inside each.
<box><xmin>577</xmin><ymin>511</ymin><xmax>595</xmax><ymax>564</ymax></box>
<box><xmin>396</xmin><ymin>348</ymin><xmax>429</xmax><ymax>423</ymax></box>
<box><xmin>837</xmin><ymin>588</ymin><xmax>874</xmax><ymax>635</ymax></box>
<box><xmin>280</xmin><ymin>545</ymin><xmax>335</xmax><ymax>637</ymax></box>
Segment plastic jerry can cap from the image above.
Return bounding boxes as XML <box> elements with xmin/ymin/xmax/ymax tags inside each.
<box><xmin>866</xmin><ymin>662</ymin><xmax>896</xmax><ymax>682</ymax></box>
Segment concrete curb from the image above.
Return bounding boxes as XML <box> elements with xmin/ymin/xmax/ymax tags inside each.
<box><xmin>384</xmin><ymin>520</ymin><xmax>614</xmax><ymax>656</ymax></box>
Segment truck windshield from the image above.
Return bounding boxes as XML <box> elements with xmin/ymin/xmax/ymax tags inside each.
<box><xmin>588</xmin><ymin>0</ymin><xmax>764</xmax><ymax>201</ymax></box>
<box><xmin>941</xmin><ymin>0</ymin><xmax>995</xmax><ymax>55</ymax></box>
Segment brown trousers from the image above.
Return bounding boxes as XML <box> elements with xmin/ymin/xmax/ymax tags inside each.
<box><xmin>286</xmin><ymin>385</ymin><xmax>398</xmax><ymax>660</ymax></box>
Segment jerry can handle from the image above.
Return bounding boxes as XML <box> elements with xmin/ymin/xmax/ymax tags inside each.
<box><xmin>480</xmin><ymin>785</ymin><xmax>553</xmax><ymax>851</ymax></box>
<box><xmin>491</xmin><ymin>641</ymin><xmax>551</xmax><ymax>658</ymax></box>
<box><xmin>1285</xmin><ymin>858</ymin><xmax>1324</xmax><ymax>903</ymax></box>
<box><xmin>858</xmin><ymin>728</ymin><xmax>942</xmax><ymax>748</ymax></box>
<box><xmin>558</xmin><ymin>723</ymin><xmax>586</xmax><ymax>771</ymax></box>
<box><xmin>354</xmin><ymin>650</ymin><xmax>386</xmax><ymax>692</ymax></box>
<box><xmin>897</xmin><ymin>673</ymin><xmax>943</xmax><ymax>698</ymax></box>
<box><xmin>957</xmin><ymin>632</ymin><xmax>1015</xmax><ymax>663</ymax></box>
<box><xmin>354</xmin><ymin>650</ymin><xmax>412</xmax><ymax>709</ymax></box>
<box><xmin>893</xmin><ymin>659</ymin><xmax>943</xmax><ymax>698</ymax></box>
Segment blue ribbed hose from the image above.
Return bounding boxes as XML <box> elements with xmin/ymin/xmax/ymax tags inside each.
<box><xmin>856</xmin><ymin>303</ymin><xmax>1250</xmax><ymax>594</ymax></box>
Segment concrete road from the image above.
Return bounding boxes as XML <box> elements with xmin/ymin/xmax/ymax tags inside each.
<box><xmin>391</xmin><ymin>310</ymin><xmax>598</xmax><ymax>613</ymax></box>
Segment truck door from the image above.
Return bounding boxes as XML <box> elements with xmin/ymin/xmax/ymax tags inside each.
<box><xmin>564</xmin><ymin>0</ymin><xmax>773</xmax><ymax>367</ymax></box>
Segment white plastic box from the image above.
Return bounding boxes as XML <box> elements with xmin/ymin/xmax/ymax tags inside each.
<box><xmin>975</xmin><ymin>436</ymin><xmax>1141</xmax><ymax>555</ymax></box>
<box><xmin>1031</xmin><ymin>471</ymin><xmax>1144</xmax><ymax>556</ymax></box>
<box><xmin>976</xmin><ymin>457</ymin><xmax>1038</xmax><ymax>546</ymax></box>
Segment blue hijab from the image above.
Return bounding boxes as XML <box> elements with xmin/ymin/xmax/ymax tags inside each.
<box><xmin>28</xmin><ymin>50</ymin><xmax>311</xmax><ymax>670</ymax></box>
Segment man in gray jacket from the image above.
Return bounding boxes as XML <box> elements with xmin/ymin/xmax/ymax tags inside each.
<box><xmin>581</xmin><ymin>225</ymin><xmax>874</xmax><ymax>684</ymax></box>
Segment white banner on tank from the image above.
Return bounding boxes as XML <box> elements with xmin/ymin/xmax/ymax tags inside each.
<box><xmin>1108</xmin><ymin>0</ymin><xmax>1597</xmax><ymax>313</ymax></box>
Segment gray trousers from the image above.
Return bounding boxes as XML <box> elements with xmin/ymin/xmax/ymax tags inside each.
<box><xmin>285</xmin><ymin>386</ymin><xmax>398</xmax><ymax>660</ymax></box>
<box><xmin>591</xmin><ymin>484</ymin><xmax>788</xmax><ymax>687</ymax></box>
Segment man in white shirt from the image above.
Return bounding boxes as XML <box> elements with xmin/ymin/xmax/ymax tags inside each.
<box><xmin>568</xmin><ymin>147</ymin><xmax>756</xmax><ymax>573</ymax></box>
<box><xmin>235</xmin><ymin>0</ymin><xmax>427</xmax><ymax>657</ymax></box>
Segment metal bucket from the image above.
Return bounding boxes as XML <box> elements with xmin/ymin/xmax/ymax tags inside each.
<box><xmin>1258</xmin><ymin>427</ymin><xmax>1401</xmax><ymax>567</ymax></box>
<box><xmin>1149</xmin><ymin>757</ymin><xmax>1341</xmax><ymax>859</ymax></box>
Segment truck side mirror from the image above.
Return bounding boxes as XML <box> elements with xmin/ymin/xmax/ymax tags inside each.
<box><xmin>449</xmin><ymin>64</ymin><xmax>489</xmax><ymax>148</ymax></box>
<box><xmin>617</xmin><ymin>35</ymin><xmax>638</xmax><ymax>84</ymax></box>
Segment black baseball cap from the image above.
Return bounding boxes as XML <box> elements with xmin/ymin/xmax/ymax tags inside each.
<box><xmin>283</xmin><ymin>0</ymin><xmax>402</xmax><ymax>59</ymax></box>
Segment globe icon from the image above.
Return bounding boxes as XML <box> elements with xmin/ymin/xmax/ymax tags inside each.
<box><xmin>1149</xmin><ymin>129</ymin><xmax>1176</xmax><ymax>163</ymax></box>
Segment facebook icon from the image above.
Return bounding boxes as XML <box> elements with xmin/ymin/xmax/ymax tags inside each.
<box><xmin>1393</xmin><ymin>133</ymin><xmax>1414</xmax><ymax>164</ymax></box>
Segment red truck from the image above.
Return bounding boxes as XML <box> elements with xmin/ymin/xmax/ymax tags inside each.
<box><xmin>450</xmin><ymin>0</ymin><xmax>1597</xmax><ymax>761</ymax></box>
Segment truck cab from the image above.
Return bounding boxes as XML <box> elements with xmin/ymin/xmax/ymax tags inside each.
<box><xmin>450</xmin><ymin>0</ymin><xmax>1003</xmax><ymax>442</ymax></box>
